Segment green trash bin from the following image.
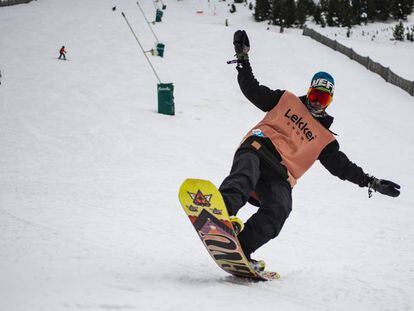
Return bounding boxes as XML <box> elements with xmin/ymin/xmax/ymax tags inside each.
<box><xmin>156</xmin><ymin>43</ymin><xmax>165</xmax><ymax>57</ymax></box>
<box><xmin>157</xmin><ymin>83</ymin><xmax>174</xmax><ymax>115</ymax></box>
<box><xmin>155</xmin><ymin>9</ymin><xmax>163</xmax><ymax>22</ymax></box>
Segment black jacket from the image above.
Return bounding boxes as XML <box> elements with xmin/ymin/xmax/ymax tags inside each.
<box><xmin>237</xmin><ymin>62</ymin><xmax>370</xmax><ymax>188</ymax></box>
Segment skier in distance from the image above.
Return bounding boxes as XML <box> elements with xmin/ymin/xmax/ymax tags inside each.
<box><xmin>58</xmin><ymin>46</ymin><xmax>67</xmax><ymax>60</ymax></box>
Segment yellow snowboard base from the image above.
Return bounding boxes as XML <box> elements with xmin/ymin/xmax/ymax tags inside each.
<box><xmin>179</xmin><ymin>178</ymin><xmax>280</xmax><ymax>281</ymax></box>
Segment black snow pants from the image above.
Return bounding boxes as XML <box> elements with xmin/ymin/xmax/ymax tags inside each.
<box><xmin>219</xmin><ymin>149</ymin><xmax>292</xmax><ymax>258</ymax></box>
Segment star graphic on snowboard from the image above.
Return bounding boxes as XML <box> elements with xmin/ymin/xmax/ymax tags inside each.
<box><xmin>188</xmin><ymin>190</ymin><xmax>212</xmax><ymax>207</ymax></box>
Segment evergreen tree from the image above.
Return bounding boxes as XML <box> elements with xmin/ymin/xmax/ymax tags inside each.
<box><xmin>305</xmin><ymin>0</ymin><xmax>316</xmax><ymax>14</ymax></box>
<box><xmin>393</xmin><ymin>20</ymin><xmax>405</xmax><ymax>40</ymax></box>
<box><xmin>352</xmin><ymin>0</ymin><xmax>363</xmax><ymax>24</ymax></box>
<box><xmin>271</xmin><ymin>0</ymin><xmax>295</xmax><ymax>27</ymax></box>
<box><xmin>297</xmin><ymin>0</ymin><xmax>315</xmax><ymax>15</ymax></box>
<box><xmin>391</xmin><ymin>0</ymin><xmax>414</xmax><ymax>20</ymax></box>
<box><xmin>403</xmin><ymin>0</ymin><xmax>414</xmax><ymax>18</ymax></box>
<box><xmin>338</xmin><ymin>0</ymin><xmax>353</xmax><ymax>27</ymax></box>
<box><xmin>281</xmin><ymin>0</ymin><xmax>296</xmax><ymax>27</ymax></box>
<box><xmin>320</xmin><ymin>0</ymin><xmax>329</xmax><ymax>11</ymax></box>
<box><xmin>361</xmin><ymin>0</ymin><xmax>376</xmax><ymax>22</ymax></box>
<box><xmin>296</xmin><ymin>0</ymin><xmax>308</xmax><ymax>27</ymax></box>
<box><xmin>374</xmin><ymin>0</ymin><xmax>391</xmax><ymax>21</ymax></box>
<box><xmin>391</xmin><ymin>0</ymin><xmax>406</xmax><ymax>19</ymax></box>
<box><xmin>313</xmin><ymin>4</ymin><xmax>325</xmax><ymax>25</ymax></box>
<box><xmin>271</xmin><ymin>0</ymin><xmax>283</xmax><ymax>25</ymax></box>
<box><xmin>326</xmin><ymin>0</ymin><xmax>340</xmax><ymax>26</ymax></box>
<box><xmin>254</xmin><ymin>0</ymin><xmax>271</xmax><ymax>21</ymax></box>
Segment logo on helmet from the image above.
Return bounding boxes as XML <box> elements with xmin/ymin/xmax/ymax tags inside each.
<box><xmin>310</xmin><ymin>78</ymin><xmax>334</xmax><ymax>94</ymax></box>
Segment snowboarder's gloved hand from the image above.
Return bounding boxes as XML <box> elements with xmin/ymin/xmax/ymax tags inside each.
<box><xmin>233</xmin><ymin>30</ymin><xmax>250</xmax><ymax>61</ymax></box>
<box><xmin>368</xmin><ymin>176</ymin><xmax>400</xmax><ymax>198</ymax></box>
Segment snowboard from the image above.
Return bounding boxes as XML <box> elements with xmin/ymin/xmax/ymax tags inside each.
<box><xmin>178</xmin><ymin>178</ymin><xmax>280</xmax><ymax>281</ymax></box>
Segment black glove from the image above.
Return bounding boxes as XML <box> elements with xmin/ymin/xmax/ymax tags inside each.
<box><xmin>368</xmin><ymin>176</ymin><xmax>400</xmax><ymax>198</ymax></box>
<box><xmin>233</xmin><ymin>30</ymin><xmax>250</xmax><ymax>61</ymax></box>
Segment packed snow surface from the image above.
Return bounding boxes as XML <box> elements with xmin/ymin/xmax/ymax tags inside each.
<box><xmin>314</xmin><ymin>15</ymin><xmax>414</xmax><ymax>80</ymax></box>
<box><xmin>0</xmin><ymin>1</ymin><xmax>413</xmax><ymax>311</ymax></box>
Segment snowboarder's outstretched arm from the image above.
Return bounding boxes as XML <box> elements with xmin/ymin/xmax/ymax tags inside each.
<box><xmin>237</xmin><ymin>62</ymin><xmax>284</xmax><ymax>112</ymax></box>
<box><xmin>319</xmin><ymin>140</ymin><xmax>400</xmax><ymax>197</ymax></box>
<box><xmin>319</xmin><ymin>140</ymin><xmax>368</xmax><ymax>186</ymax></box>
<box><xmin>233</xmin><ymin>30</ymin><xmax>284</xmax><ymax>112</ymax></box>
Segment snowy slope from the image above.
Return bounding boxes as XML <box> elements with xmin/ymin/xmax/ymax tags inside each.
<box><xmin>0</xmin><ymin>1</ymin><xmax>413</xmax><ymax>311</ymax></box>
<box><xmin>314</xmin><ymin>14</ymin><xmax>414</xmax><ymax>80</ymax></box>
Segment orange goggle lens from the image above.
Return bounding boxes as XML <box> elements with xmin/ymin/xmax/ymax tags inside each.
<box><xmin>307</xmin><ymin>88</ymin><xmax>333</xmax><ymax>109</ymax></box>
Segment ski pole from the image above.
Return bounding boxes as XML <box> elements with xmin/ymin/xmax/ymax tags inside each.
<box><xmin>136</xmin><ymin>1</ymin><xmax>160</xmax><ymax>42</ymax></box>
<box><xmin>226</xmin><ymin>59</ymin><xmax>248</xmax><ymax>65</ymax></box>
<box><xmin>121</xmin><ymin>12</ymin><xmax>161</xmax><ymax>83</ymax></box>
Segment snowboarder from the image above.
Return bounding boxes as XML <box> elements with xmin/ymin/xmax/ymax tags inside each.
<box><xmin>58</xmin><ymin>46</ymin><xmax>67</xmax><ymax>60</ymax></box>
<box><xmin>220</xmin><ymin>30</ymin><xmax>401</xmax><ymax>271</ymax></box>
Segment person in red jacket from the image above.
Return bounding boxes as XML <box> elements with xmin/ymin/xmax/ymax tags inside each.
<box><xmin>221</xmin><ymin>30</ymin><xmax>400</xmax><ymax>272</ymax></box>
<box><xmin>58</xmin><ymin>46</ymin><xmax>67</xmax><ymax>60</ymax></box>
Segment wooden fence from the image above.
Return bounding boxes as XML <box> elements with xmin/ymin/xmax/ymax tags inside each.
<box><xmin>303</xmin><ymin>27</ymin><xmax>414</xmax><ymax>96</ymax></box>
<box><xmin>0</xmin><ymin>0</ymin><xmax>32</xmax><ymax>7</ymax></box>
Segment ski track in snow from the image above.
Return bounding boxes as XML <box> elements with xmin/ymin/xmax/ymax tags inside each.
<box><xmin>0</xmin><ymin>0</ymin><xmax>413</xmax><ymax>310</ymax></box>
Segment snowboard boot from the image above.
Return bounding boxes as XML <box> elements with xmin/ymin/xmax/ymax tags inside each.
<box><xmin>229</xmin><ymin>216</ymin><xmax>244</xmax><ymax>235</ymax></box>
<box><xmin>249</xmin><ymin>259</ymin><xmax>266</xmax><ymax>272</ymax></box>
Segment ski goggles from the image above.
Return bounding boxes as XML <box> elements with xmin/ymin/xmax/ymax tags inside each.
<box><xmin>307</xmin><ymin>87</ymin><xmax>333</xmax><ymax>110</ymax></box>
